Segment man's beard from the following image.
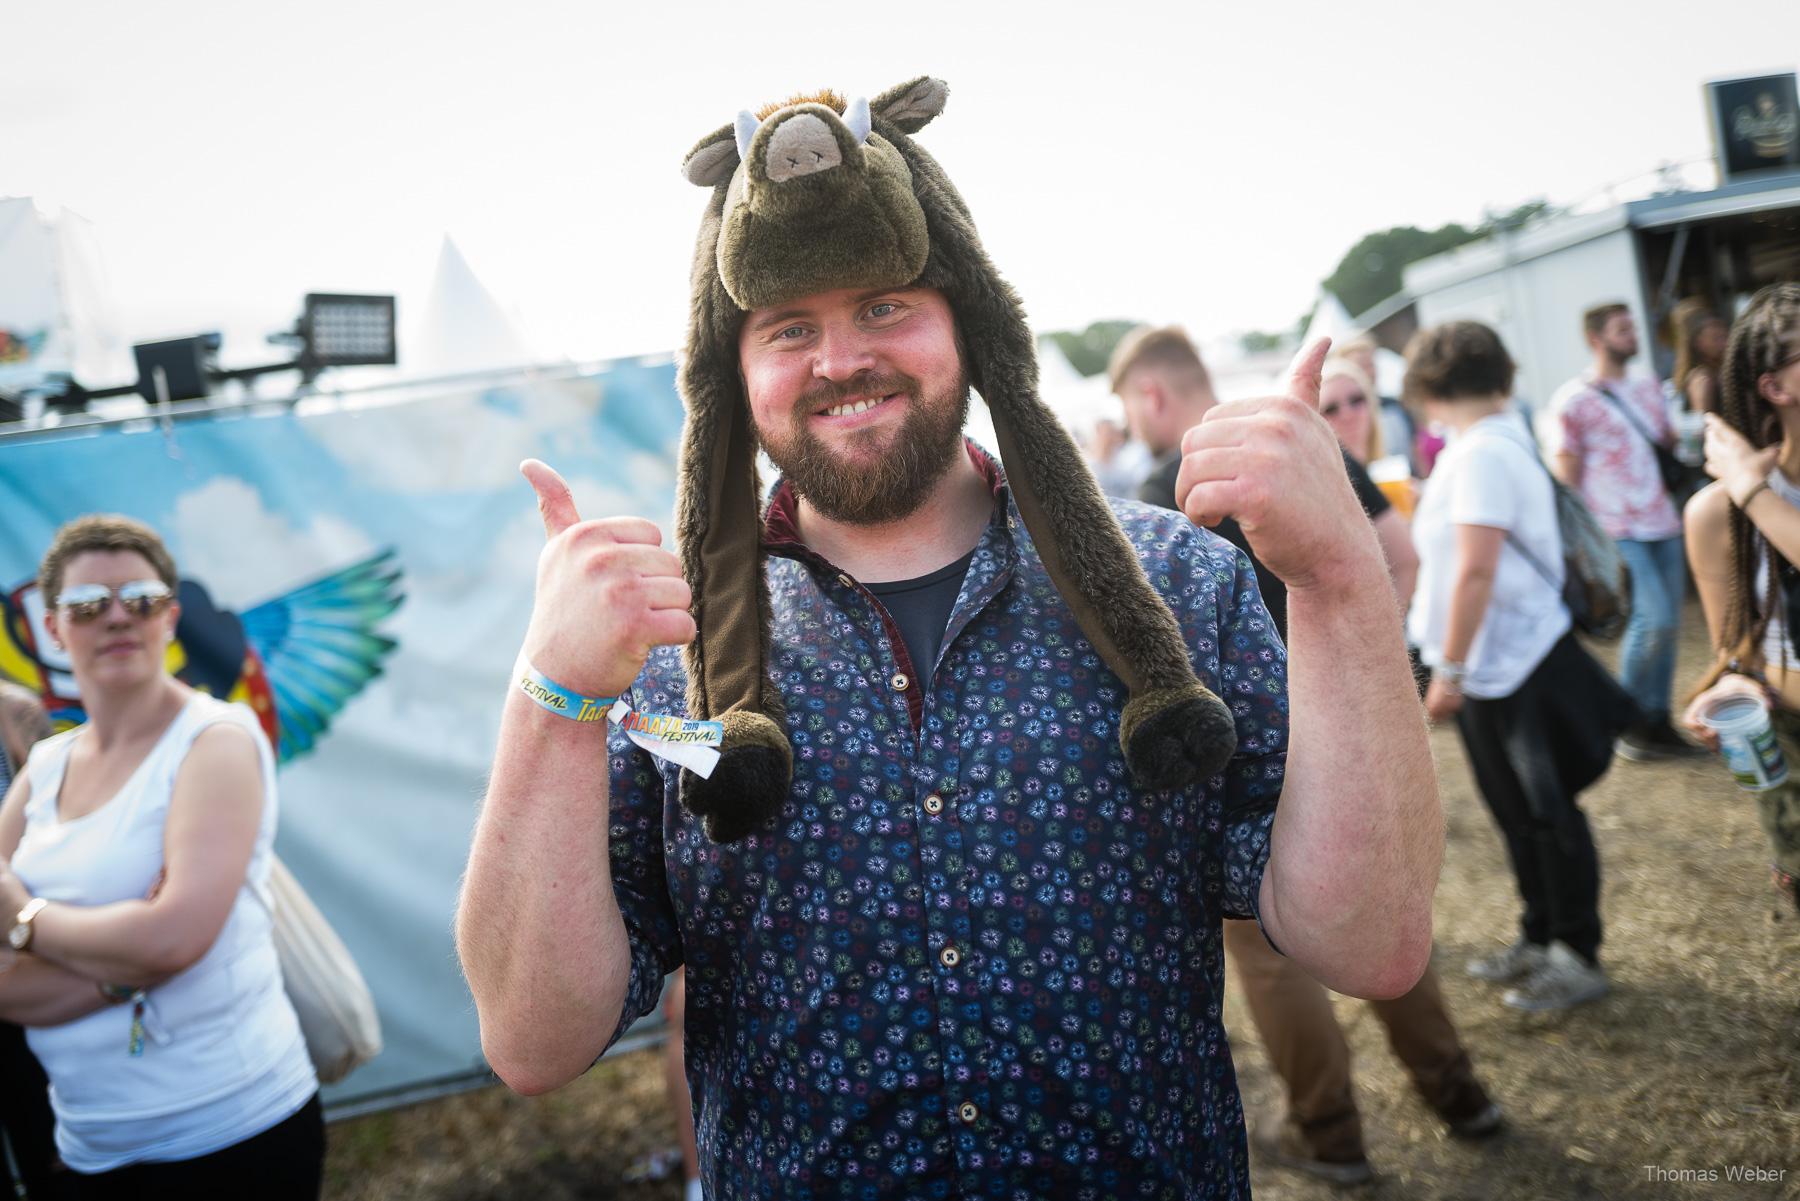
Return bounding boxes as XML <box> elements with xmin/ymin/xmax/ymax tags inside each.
<box><xmin>759</xmin><ymin>368</ymin><xmax>971</xmax><ymax>525</ymax></box>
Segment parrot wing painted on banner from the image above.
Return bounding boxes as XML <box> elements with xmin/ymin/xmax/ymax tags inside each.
<box><xmin>0</xmin><ymin>549</ymin><xmax>404</xmax><ymax>765</ymax></box>
<box><xmin>236</xmin><ymin>551</ymin><xmax>405</xmax><ymax>763</ymax></box>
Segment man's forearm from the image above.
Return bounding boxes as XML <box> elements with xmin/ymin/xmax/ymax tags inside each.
<box><xmin>1261</xmin><ymin>555</ymin><xmax>1441</xmax><ymax>999</ymax></box>
<box><xmin>457</xmin><ymin>689</ymin><xmax>634</xmax><ymax>1095</ymax></box>
<box><xmin>0</xmin><ymin>952</ymin><xmax>110</xmax><ymax>1027</ymax></box>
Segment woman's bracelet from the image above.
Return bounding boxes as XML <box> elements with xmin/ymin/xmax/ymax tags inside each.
<box><xmin>1735</xmin><ymin>475</ymin><xmax>1773</xmax><ymax>511</ymax></box>
<box><xmin>514</xmin><ymin>658</ymin><xmax>617</xmax><ymax>723</ymax></box>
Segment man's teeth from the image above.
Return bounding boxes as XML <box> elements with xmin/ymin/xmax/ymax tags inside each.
<box><xmin>823</xmin><ymin>396</ymin><xmax>885</xmax><ymax>417</ymax></box>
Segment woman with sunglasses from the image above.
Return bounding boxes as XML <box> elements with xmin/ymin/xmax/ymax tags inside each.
<box><xmin>1681</xmin><ymin>284</ymin><xmax>1800</xmax><ymax>915</ymax></box>
<box><xmin>1319</xmin><ymin>357</ymin><xmax>1384</xmax><ymax>468</ymax></box>
<box><xmin>0</xmin><ymin>515</ymin><xmax>321</xmax><ymax>1198</ymax></box>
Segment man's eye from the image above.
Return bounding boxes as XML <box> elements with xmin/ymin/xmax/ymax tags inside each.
<box><xmin>776</xmin><ymin>325</ymin><xmax>808</xmax><ymax>340</ymax></box>
<box><xmin>866</xmin><ymin>302</ymin><xmax>899</xmax><ymax>320</ymax></box>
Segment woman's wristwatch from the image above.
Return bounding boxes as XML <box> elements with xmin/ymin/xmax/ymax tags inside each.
<box><xmin>8</xmin><ymin>896</ymin><xmax>47</xmax><ymax>952</ymax></box>
<box><xmin>1436</xmin><ymin>660</ymin><xmax>1468</xmax><ymax>692</ymax></box>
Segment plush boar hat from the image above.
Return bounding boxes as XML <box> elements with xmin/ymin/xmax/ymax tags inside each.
<box><xmin>675</xmin><ymin>76</ymin><xmax>1236</xmax><ymax>842</ymax></box>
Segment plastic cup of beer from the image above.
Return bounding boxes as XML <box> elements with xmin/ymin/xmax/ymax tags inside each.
<box><xmin>1698</xmin><ymin>693</ymin><xmax>1789</xmax><ymax>792</ymax></box>
<box><xmin>1367</xmin><ymin>454</ymin><xmax>1414</xmax><ymax>517</ymax></box>
<box><xmin>1673</xmin><ymin>410</ymin><xmax>1705</xmax><ymax>467</ymax></box>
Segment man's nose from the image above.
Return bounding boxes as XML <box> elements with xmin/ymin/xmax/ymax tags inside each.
<box><xmin>811</xmin><ymin>324</ymin><xmax>879</xmax><ymax>381</ymax></box>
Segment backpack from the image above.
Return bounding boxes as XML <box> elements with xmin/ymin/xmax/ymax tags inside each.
<box><xmin>1496</xmin><ymin>426</ymin><xmax>1632</xmax><ymax>640</ymax></box>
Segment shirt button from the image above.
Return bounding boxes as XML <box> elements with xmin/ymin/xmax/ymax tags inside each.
<box><xmin>958</xmin><ymin>1101</ymin><xmax>979</xmax><ymax>1124</ymax></box>
<box><xmin>837</xmin><ymin>573</ymin><xmax>854</xmax><ymax>588</ymax></box>
<box><xmin>890</xmin><ymin>672</ymin><xmax>910</xmax><ymax>692</ymax></box>
<box><xmin>923</xmin><ymin>793</ymin><xmax>944</xmax><ymax>816</ymax></box>
<box><xmin>940</xmin><ymin>946</ymin><xmax>961</xmax><ymax>968</ymax></box>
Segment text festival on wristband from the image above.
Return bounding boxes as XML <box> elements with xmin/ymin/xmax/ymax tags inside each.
<box><xmin>514</xmin><ymin>658</ymin><xmax>723</xmax><ymax>778</ymax></box>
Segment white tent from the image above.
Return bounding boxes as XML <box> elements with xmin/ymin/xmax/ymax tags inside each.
<box><xmin>0</xmin><ymin>198</ymin><xmax>128</xmax><ymax>393</ymax></box>
<box><xmin>408</xmin><ymin>237</ymin><xmax>535</xmax><ymax>377</ymax></box>
<box><xmin>1031</xmin><ymin>337</ymin><xmax>1117</xmax><ymax>434</ymax></box>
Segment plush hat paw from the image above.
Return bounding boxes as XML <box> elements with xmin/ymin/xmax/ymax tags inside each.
<box><xmin>1120</xmin><ymin>685</ymin><xmax>1238</xmax><ymax>791</ymax></box>
<box><xmin>678</xmin><ymin>710</ymin><xmax>794</xmax><ymax>843</ymax></box>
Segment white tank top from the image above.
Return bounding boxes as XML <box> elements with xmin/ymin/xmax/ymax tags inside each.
<box><xmin>12</xmin><ymin>692</ymin><xmax>316</xmax><ymax>1171</ymax></box>
<box><xmin>1754</xmin><ymin>472</ymin><xmax>1800</xmax><ymax>678</ymax></box>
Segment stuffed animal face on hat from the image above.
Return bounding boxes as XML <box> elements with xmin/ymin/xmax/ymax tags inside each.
<box><xmin>671</xmin><ymin>78</ymin><xmax>1237</xmax><ymax>844</ymax></box>
<box><xmin>686</xmin><ymin>86</ymin><xmax>942</xmax><ymax>315</ymax></box>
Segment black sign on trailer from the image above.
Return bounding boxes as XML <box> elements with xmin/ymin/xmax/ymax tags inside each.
<box><xmin>1707</xmin><ymin>72</ymin><xmax>1800</xmax><ymax>185</ymax></box>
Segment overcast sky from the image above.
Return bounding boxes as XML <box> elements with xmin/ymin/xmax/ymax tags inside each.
<box><xmin>7</xmin><ymin>0</ymin><xmax>1796</xmax><ymax>376</ymax></box>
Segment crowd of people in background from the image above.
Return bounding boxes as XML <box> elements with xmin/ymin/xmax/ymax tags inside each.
<box><xmin>1082</xmin><ymin>283</ymin><xmax>1800</xmax><ymax>1187</ymax></box>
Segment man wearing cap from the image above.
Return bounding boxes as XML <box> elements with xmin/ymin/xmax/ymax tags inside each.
<box><xmin>458</xmin><ymin>78</ymin><xmax>1440</xmax><ymax>1199</ymax></box>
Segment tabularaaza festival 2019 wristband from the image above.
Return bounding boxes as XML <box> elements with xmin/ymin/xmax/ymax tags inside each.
<box><xmin>514</xmin><ymin>657</ymin><xmax>724</xmax><ymax>779</ymax></box>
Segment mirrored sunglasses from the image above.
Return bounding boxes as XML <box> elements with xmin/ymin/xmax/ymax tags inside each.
<box><xmin>1320</xmin><ymin>392</ymin><xmax>1368</xmax><ymax>419</ymax></box>
<box><xmin>55</xmin><ymin>579</ymin><xmax>174</xmax><ymax>623</ymax></box>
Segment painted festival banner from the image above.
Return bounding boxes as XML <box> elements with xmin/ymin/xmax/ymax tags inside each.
<box><xmin>0</xmin><ymin>360</ymin><xmax>684</xmax><ymax>1112</ymax></box>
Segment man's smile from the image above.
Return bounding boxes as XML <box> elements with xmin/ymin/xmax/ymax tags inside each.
<box><xmin>814</xmin><ymin>392</ymin><xmax>902</xmax><ymax>421</ymax></box>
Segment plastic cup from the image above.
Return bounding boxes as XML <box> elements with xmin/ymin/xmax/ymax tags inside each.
<box><xmin>1673</xmin><ymin>411</ymin><xmax>1706</xmax><ymax>467</ymax></box>
<box><xmin>1367</xmin><ymin>454</ymin><xmax>1415</xmax><ymax>517</ymax></box>
<box><xmin>1698</xmin><ymin>694</ymin><xmax>1788</xmax><ymax>792</ymax></box>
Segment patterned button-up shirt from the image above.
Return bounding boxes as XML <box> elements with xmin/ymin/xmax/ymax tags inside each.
<box><xmin>604</xmin><ymin>446</ymin><xmax>1287</xmax><ymax>1199</ymax></box>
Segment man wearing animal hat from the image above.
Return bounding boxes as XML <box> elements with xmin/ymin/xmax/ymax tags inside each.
<box><xmin>459</xmin><ymin>77</ymin><xmax>1440</xmax><ymax>1198</ymax></box>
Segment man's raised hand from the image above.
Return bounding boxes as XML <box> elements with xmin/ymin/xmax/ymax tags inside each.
<box><xmin>1173</xmin><ymin>338</ymin><xmax>1381</xmax><ymax>593</ymax></box>
<box><xmin>518</xmin><ymin>459</ymin><xmax>695</xmax><ymax>699</ymax></box>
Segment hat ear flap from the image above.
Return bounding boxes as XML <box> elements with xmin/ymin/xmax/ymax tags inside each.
<box><xmin>674</xmin><ymin>191</ymin><xmax>793</xmax><ymax>841</ymax></box>
<box><xmin>888</xmin><ymin>126</ymin><xmax>1238</xmax><ymax>789</ymax></box>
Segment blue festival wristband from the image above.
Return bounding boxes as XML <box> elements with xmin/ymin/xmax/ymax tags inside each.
<box><xmin>516</xmin><ymin>660</ymin><xmax>617</xmax><ymax>723</ymax></box>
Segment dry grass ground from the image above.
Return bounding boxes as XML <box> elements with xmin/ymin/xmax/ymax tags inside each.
<box><xmin>326</xmin><ymin>603</ymin><xmax>1800</xmax><ymax>1200</ymax></box>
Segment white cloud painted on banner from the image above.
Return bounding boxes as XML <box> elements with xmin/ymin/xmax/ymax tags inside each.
<box><xmin>169</xmin><ymin>477</ymin><xmax>376</xmax><ymax>611</ymax></box>
<box><xmin>305</xmin><ymin>378</ymin><xmax>609</xmax><ymax>495</ymax></box>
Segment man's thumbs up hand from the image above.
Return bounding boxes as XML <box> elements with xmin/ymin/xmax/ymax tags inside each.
<box><xmin>1172</xmin><ymin>338</ymin><xmax>1382</xmax><ymax>594</ymax></box>
<box><xmin>518</xmin><ymin>459</ymin><xmax>695</xmax><ymax>700</ymax></box>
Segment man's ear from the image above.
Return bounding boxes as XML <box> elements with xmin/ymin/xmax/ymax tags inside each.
<box><xmin>1142</xmin><ymin>378</ymin><xmax>1168</xmax><ymax>418</ymax></box>
<box><xmin>43</xmin><ymin>607</ymin><xmax>63</xmax><ymax>650</ymax></box>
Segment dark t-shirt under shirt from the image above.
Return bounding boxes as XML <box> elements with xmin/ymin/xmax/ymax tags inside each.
<box><xmin>865</xmin><ymin>549</ymin><xmax>977</xmax><ymax>680</ymax></box>
<box><xmin>1137</xmin><ymin>445</ymin><xmax>1389</xmax><ymax>640</ymax></box>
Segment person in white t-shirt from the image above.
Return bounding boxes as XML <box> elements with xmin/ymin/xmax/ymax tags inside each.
<box><xmin>0</xmin><ymin>515</ymin><xmax>321</xmax><ymax>1198</ymax></box>
<box><xmin>1406</xmin><ymin>322</ymin><xmax>1635</xmax><ymax>1014</ymax></box>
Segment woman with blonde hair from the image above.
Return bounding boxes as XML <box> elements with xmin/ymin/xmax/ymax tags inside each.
<box><xmin>1681</xmin><ymin>283</ymin><xmax>1800</xmax><ymax>913</ymax></box>
<box><xmin>1319</xmin><ymin>355</ymin><xmax>1385</xmax><ymax>467</ymax></box>
<box><xmin>1670</xmin><ymin>296</ymin><xmax>1729</xmax><ymax>416</ymax></box>
<box><xmin>0</xmin><ymin>515</ymin><xmax>321</xmax><ymax>1197</ymax></box>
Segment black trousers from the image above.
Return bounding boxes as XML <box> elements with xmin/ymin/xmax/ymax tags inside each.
<box><xmin>66</xmin><ymin>1093</ymin><xmax>323</xmax><ymax>1201</ymax></box>
<box><xmin>1454</xmin><ymin>634</ymin><xmax>1633</xmax><ymax>964</ymax></box>
<box><xmin>1</xmin><ymin>1020</ymin><xmax>70</xmax><ymax>1200</ymax></box>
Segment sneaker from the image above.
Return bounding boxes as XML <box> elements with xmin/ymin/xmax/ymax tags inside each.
<box><xmin>1501</xmin><ymin>941</ymin><xmax>1608</xmax><ymax>1012</ymax></box>
<box><xmin>1614</xmin><ymin>729</ymin><xmax>1666</xmax><ymax>762</ymax></box>
<box><xmin>1465</xmin><ymin>938</ymin><xmax>1549</xmax><ymax>984</ymax></box>
<box><xmin>1443</xmin><ymin>1100</ymin><xmax>1505</xmax><ymax>1139</ymax></box>
<box><xmin>1249</xmin><ymin>1120</ymin><xmax>1374</xmax><ymax>1188</ymax></box>
<box><xmin>1431</xmin><ymin>1076</ymin><xmax>1505</xmax><ymax>1139</ymax></box>
<box><xmin>1645</xmin><ymin>720</ymin><xmax>1707</xmax><ymax>759</ymax></box>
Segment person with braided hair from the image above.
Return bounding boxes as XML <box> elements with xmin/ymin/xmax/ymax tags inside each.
<box><xmin>1681</xmin><ymin>282</ymin><xmax>1800</xmax><ymax>915</ymax></box>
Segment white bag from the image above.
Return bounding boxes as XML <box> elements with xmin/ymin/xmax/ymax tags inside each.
<box><xmin>267</xmin><ymin>856</ymin><xmax>383</xmax><ymax>1084</ymax></box>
